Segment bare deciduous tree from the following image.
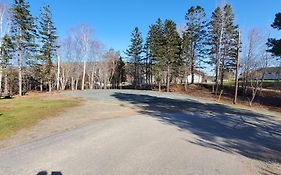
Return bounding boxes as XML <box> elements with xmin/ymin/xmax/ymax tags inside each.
<box><xmin>241</xmin><ymin>28</ymin><xmax>268</xmax><ymax>106</ymax></box>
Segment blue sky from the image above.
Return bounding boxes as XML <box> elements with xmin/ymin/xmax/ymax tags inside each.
<box><xmin>23</xmin><ymin>0</ymin><xmax>280</xmax><ymax>54</ymax></box>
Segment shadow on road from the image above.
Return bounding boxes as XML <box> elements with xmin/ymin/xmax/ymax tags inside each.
<box><xmin>111</xmin><ymin>92</ymin><xmax>281</xmax><ymax>163</ymax></box>
<box><xmin>37</xmin><ymin>171</ymin><xmax>62</xmax><ymax>175</ymax></box>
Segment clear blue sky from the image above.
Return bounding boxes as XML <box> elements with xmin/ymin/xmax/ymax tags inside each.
<box><xmin>21</xmin><ymin>0</ymin><xmax>281</xmax><ymax>54</ymax></box>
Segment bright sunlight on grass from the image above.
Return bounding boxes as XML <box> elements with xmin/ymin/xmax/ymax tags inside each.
<box><xmin>0</xmin><ymin>97</ymin><xmax>80</xmax><ymax>140</ymax></box>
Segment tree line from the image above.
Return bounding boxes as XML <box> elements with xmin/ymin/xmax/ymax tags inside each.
<box><xmin>126</xmin><ymin>4</ymin><xmax>280</xmax><ymax>104</ymax></box>
<box><xmin>0</xmin><ymin>1</ymin><xmax>280</xmax><ymax>105</ymax></box>
<box><xmin>126</xmin><ymin>5</ymin><xmax>240</xmax><ymax>93</ymax></box>
<box><xmin>0</xmin><ymin>0</ymin><xmax>126</xmax><ymax>96</ymax></box>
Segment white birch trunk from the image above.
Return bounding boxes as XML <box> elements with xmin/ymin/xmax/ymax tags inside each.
<box><xmin>57</xmin><ymin>55</ymin><xmax>60</xmax><ymax>91</ymax></box>
<box><xmin>81</xmin><ymin>60</ymin><xmax>86</xmax><ymax>90</ymax></box>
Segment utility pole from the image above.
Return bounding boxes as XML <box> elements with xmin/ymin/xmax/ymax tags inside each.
<box><xmin>233</xmin><ymin>31</ymin><xmax>240</xmax><ymax>104</ymax></box>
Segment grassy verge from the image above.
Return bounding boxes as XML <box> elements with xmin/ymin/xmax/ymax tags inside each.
<box><xmin>0</xmin><ymin>96</ymin><xmax>80</xmax><ymax>140</ymax></box>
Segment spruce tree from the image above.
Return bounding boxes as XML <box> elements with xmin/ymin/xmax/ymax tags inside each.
<box><xmin>267</xmin><ymin>13</ymin><xmax>281</xmax><ymax>58</ymax></box>
<box><xmin>10</xmin><ymin>0</ymin><xmax>38</xmax><ymax>96</ymax></box>
<box><xmin>185</xmin><ymin>6</ymin><xmax>207</xmax><ymax>84</ymax></box>
<box><xmin>182</xmin><ymin>31</ymin><xmax>192</xmax><ymax>91</ymax></box>
<box><xmin>207</xmin><ymin>4</ymin><xmax>239</xmax><ymax>91</ymax></box>
<box><xmin>38</xmin><ymin>4</ymin><xmax>59</xmax><ymax>92</ymax></box>
<box><xmin>163</xmin><ymin>19</ymin><xmax>181</xmax><ymax>92</ymax></box>
<box><xmin>125</xmin><ymin>27</ymin><xmax>143</xmax><ymax>87</ymax></box>
<box><xmin>111</xmin><ymin>57</ymin><xmax>126</xmax><ymax>88</ymax></box>
<box><xmin>207</xmin><ymin>6</ymin><xmax>223</xmax><ymax>94</ymax></box>
<box><xmin>146</xmin><ymin>18</ymin><xmax>165</xmax><ymax>91</ymax></box>
<box><xmin>0</xmin><ymin>34</ymin><xmax>14</xmax><ymax>96</ymax></box>
<box><xmin>221</xmin><ymin>4</ymin><xmax>239</xmax><ymax>88</ymax></box>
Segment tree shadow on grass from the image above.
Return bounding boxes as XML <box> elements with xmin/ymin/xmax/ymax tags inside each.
<box><xmin>111</xmin><ymin>92</ymin><xmax>281</xmax><ymax>163</ymax></box>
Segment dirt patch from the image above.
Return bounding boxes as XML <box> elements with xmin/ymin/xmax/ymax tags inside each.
<box><xmin>169</xmin><ymin>84</ymin><xmax>281</xmax><ymax>117</ymax></box>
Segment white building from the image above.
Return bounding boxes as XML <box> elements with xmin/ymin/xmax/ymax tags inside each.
<box><xmin>186</xmin><ymin>73</ymin><xmax>203</xmax><ymax>83</ymax></box>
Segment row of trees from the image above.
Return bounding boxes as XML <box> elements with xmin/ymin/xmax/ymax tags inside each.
<box><xmin>0</xmin><ymin>0</ymin><xmax>58</xmax><ymax>96</ymax></box>
<box><xmin>0</xmin><ymin>1</ymin><xmax>280</xmax><ymax>104</ymax></box>
<box><xmin>126</xmin><ymin>4</ymin><xmax>240</xmax><ymax>94</ymax></box>
<box><xmin>0</xmin><ymin>0</ymin><xmax>127</xmax><ymax>96</ymax></box>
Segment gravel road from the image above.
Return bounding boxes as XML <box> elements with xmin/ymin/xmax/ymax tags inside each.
<box><xmin>0</xmin><ymin>89</ymin><xmax>280</xmax><ymax>175</ymax></box>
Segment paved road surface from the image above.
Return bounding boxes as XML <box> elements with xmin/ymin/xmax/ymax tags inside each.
<box><xmin>0</xmin><ymin>90</ymin><xmax>280</xmax><ymax>175</ymax></box>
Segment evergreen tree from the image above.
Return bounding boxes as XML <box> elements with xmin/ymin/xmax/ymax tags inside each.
<box><xmin>125</xmin><ymin>27</ymin><xmax>143</xmax><ymax>87</ymax></box>
<box><xmin>207</xmin><ymin>4</ymin><xmax>239</xmax><ymax>92</ymax></box>
<box><xmin>0</xmin><ymin>35</ymin><xmax>13</xmax><ymax>70</ymax></box>
<box><xmin>181</xmin><ymin>31</ymin><xmax>192</xmax><ymax>91</ymax></box>
<box><xmin>221</xmin><ymin>4</ymin><xmax>239</xmax><ymax>88</ymax></box>
<box><xmin>267</xmin><ymin>12</ymin><xmax>281</xmax><ymax>58</ymax></box>
<box><xmin>207</xmin><ymin>6</ymin><xmax>223</xmax><ymax>94</ymax></box>
<box><xmin>185</xmin><ymin>6</ymin><xmax>207</xmax><ymax>84</ymax></box>
<box><xmin>163</xmin><ymin>19</ymin><xmax>181</xmax><ymax>92</ymax></box>
<box><xmin>146</xmin><ymin>18</ymin><xmax>165</xmax><ymax>91</ymax></box>
<box><xmin>10</xmin><ymin>0</ymin><xmax>38</xmax><ymax>96</ymax></box>
<box><xmin>0</xmin><ymin>34</ymin><xmax>14</xmax><ymax>96</ymax></box>
<box><xmin>38</xmin><ymin>4</ymin><xmax>59</xmax><ymax>92</ymax></box>
<box><xmin>111</xmin><ymin>57</ymin><xmax>126</xmax><ymax>88</ymax></box>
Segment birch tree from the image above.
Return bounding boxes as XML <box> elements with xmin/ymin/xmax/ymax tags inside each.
<box><xmin>241</xmin><ymin>28</ymin><xmax>265</xmax><ymax>106</ymax></box>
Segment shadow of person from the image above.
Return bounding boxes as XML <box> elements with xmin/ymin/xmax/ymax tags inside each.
<box><xmin>37</xmin><ymin>171</ymin><xmax>62</xmax><ymax>175</ymax></box>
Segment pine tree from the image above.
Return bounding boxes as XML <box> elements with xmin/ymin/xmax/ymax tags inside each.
<box><xmin>0</xmin><ymin>34</ymin><xmax>14</xmax><ymax>96</ymax></box>
<box><xmin>146</xmin><ymin>18</ymin><xmax>165</xmax><ymax>91</ymax></box>
<box><xmin>207</xmin><ymin>4</ymin><xmax>239</xmax><ymax>92</ymax></box>
<box><xmin>163</xmin><ymin>19</ymin><xmax>181</xmax><ymax>92</ymax></box>
<box><xmin>10</xmin><ymin>0</ymin><xmax>38</xmax><ymax>96</ymax></box>
<box><xmin>182</xmin><ymin>31</ymin><xmax>192</xmax><ymax>91</ymax></box>
<box><xmin>267</xmin><ymin>12</ymin><xmax>281</xmax><ymax>58</ymax></box>
<box><xmin>111</xmin><ymin>57</ymin><xmax>126</xmax><ymax>88</ymax></box>
<box><xmin>221</xmin><ymin>4</ymin><xmax>239</xmax><ymax>88</ymax></box>
<box><xmin>125</xmin><ymin>27</ymin><xmax>143</xmax><ymax>87</ymax></box>
<box><xmin>185</xmin><ymin>6</ymin><xmax>207</xmax><ymax>84</ymax></box>
<box><xmin>38</xmin><ymin>4</ymin><xmax>59</xmax><ymax>92</ymax></box>
<box><xmin>207</xmin><ymin>6</ymin><xmax>224</xmax><ymax>94</ymax></box>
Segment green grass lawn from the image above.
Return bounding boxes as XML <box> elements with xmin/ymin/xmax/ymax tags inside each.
<box><xmin>220</xmin><ymin>80</ymin><xmax>281</xmax><ymax>89</ymax></box>
<box><xmin>0</xmin><ymin>96</ymin><xmax>80</xmax><ymax>140</ymax></box>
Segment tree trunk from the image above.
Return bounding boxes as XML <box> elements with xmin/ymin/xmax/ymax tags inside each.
<box><xmin>48</xmin><ymin>80</ymin><xmax>52</xmax><ymax>93</ymax></box>
<box><xmin>233</xmin><ymin>60</ymin><xmax>239</xmax><ymax>104</ymax></box>
<box><xmin>57</xmin><ymin>55</ymin><xmax>60</xmax><ymax>91</ymax></box>
<box><xmin>90</xmin><ymin>71</ymin><xmax>94</xmax><ymax>89</ymax></box>
<box><xmin>215</xmin><ymin>57</ymin><xmax>220</xmax><ymax>95</ymax></box>
<box><xmin>71</xmin><ymin>77</ymin><xmax>75</xmax><ymax>90</ymax></box>
<box><xmin>185</xmin><ymin>78</ymin><xmax>188</xmax><ymax>92</ymax></box>
<box><xmin>3</xmin><ymin>72</ymin><xmax>8</xmax><ymax>96</ymax></box>
<box><xmin>40</xmin><ymin>79</ymin><xmax>43</xmax><ymax>92</ymax></box>
<box><xmin>0</xmin><ymin>66</ymin><xmax>2</xmax><ymax>95</ymax></box>
<box><xmin>158</xmin><ymin>81</ymin><xmax>161</xmax><ymax>92</ymax></box>
<box><xmin>75</xmin><ymin>79</ymin><xmax>78</xmax><ymax>90</ymax></box>
<box><xmin>250</xmin><ymin>87</ymin><xmax>258</xmax><ymax>107</ymax></box>
<box><xmin>166</xmin><ymin>65</ymin><xmax>170</xmax><ymax>92</ymax></box>
<box><xmin>233</xmin><ymin>32</ymin><xmax>240</xmax><ymax>104</ymax></box>
<box><xmin>191</xmin><ymin>58</ymin><xmax>194</xmax><ymax>84</ymax></box>
<box><xmin>104</xmin><ymin>79</ymin><xmax>107</xmax><ymax>89</ymax></box>
<box><xmin>220</xmin><ymin>63</ymin><xmax>224</xmax><ymax>89</ymax></box>
<box><xmin>18</xmin><ymin>49</ymin><xmax>23</xmax><ymax>96</ymax></box>
<box><xmin>81</xmin><ymin>60</ymin><xmax>86</xmax><ymax>90</ymax></box>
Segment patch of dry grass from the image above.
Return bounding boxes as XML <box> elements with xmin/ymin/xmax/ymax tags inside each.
<box><xmin>0</xmin><ymin>95</ymin><xmax>80</xmax><ymax>140</ymax></box>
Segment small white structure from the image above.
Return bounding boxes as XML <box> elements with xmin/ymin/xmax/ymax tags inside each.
<box><xmin>186</xmin><ymin>73</ymin><xmax>203</xmax><ymax>83</ymax></box>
